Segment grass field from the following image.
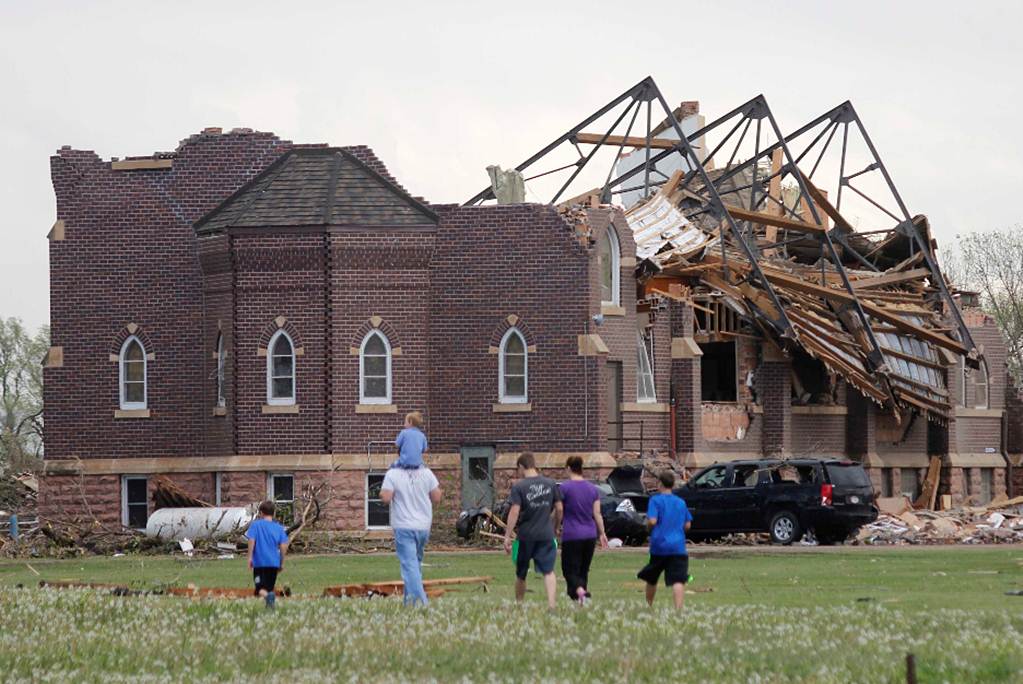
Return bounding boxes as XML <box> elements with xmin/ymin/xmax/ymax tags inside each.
<box><xmin>1</xmin><ymin>547</ymin><xmax>1022</xmax><ymax>682</ymax></box>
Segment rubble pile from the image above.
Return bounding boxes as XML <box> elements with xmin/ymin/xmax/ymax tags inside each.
<box><xmin>853</xmin><ymin>496</ymin><xmax>1023</xmax><ymax>545</ymax></box>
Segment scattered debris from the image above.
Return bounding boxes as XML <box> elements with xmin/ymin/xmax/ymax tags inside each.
<box><xmin>853</xmin><ymin>499</ymin><xmax>1023</xmax><ymax>545</ymax></box>
<box><xmin>323</xmin><ymin>576</ymin><xmax>492</xmax><ymax>599</ymax></box>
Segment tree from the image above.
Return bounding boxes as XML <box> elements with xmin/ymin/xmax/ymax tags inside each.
<box><xmin>942</xmin><ymin>226</ymin><xmax>1023</xmax><ymax>383</ymax></box>
<box><xmin>0</xmin><ymin>317</ymin><xmax>49</xmax><ymax>473</ymax></box>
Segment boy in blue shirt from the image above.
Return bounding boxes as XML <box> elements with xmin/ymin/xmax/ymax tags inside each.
<box><xmin>246</xmin><ymin>500</ymin><xmax>289</xmax><ymax>609</ymax></box>
<box><xmin>637</xmin><ymin>470</ymin><xmax>693</xmax><ymax>610</ymax></box>
<box><xmin>393</xmin><ymin>411</ymin><xmax>428</xmax><ymax>469</ymax></box>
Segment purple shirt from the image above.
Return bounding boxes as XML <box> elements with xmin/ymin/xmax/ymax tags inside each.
<box><xmin>559</xmin><ymin>479</ymin><xmax>600</xmax><ymax>542</ymax></box>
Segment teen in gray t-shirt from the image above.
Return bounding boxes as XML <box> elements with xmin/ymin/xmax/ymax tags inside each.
<box><xmin>509</xmin><ymin>475</ymin><xmax>562</xmax><ymax>541</ymax></box>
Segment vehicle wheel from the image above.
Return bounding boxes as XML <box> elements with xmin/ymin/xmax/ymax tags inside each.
<box><xmin>769</xmin><ymin>511</ymin><xmax>802</xmax><ymax>545</ymax></box>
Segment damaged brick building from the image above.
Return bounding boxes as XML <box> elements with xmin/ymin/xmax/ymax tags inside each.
<box><xmin>40</xmin><ymin>77</ymin><xmax>1019</xmax><ymax>532</ymax></box>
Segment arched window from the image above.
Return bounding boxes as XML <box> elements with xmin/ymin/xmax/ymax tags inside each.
<box><xmin>499</xmin><ymin>328</ymin><xmax>528</xmax><ymax>403</ymax></box>
<box><xmin>216</xmin><ymin>333</ymin><xmax>226</xmax><ymax>408</ymax></box>
<box><xmin>266</xmin><ymin>330</ymin><xmax>295</xmax><ymax>405</ymax></box>
<box><xmin>597</xmin><ymin>225</ymin><xmax>620</xmax><ymax>306</ymax></box>
<box><xmin>975</xmin><ymin>360</ymin><xmax>990</xmax><ymax>409</ymax></box>
<box><xmin>360</xmin><ymin>330</ymin><xmax>391</xmax><ymax>404</ymax></box>
<box><xmin>637</xmin><ymin>331</ymin><xmax>656</xmax><ymax>402</ymax></box>
<box><xmin>119</xmin><ymin>336</ymin><xmax>147</xmax><ymax>410</ymax></box>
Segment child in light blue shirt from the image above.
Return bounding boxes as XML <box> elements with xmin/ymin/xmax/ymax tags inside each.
<box><xmin>393</xmin><ymin>411</ymin><xmax>428</xmax><ymax>470</ymax></box>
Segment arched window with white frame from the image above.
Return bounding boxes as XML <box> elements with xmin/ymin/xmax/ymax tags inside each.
<box><xmin>360</xmin><ymin>330</ymin><xmax>392</xmax><ymax>404</ymax></box>
<box><xmin>119</xmin><ymin>336</ymin><xmax>147</xmax><ymax>410</ymax></box>
<box><xmin>216</xmin><ymin>333</ymin><xmax>226</xmax><ymax>408</ymax></box>
<box><xmin>266</xmin><ymin>330</ymin><xmax>295</xmax><ymax>405</ymax></box>
<box><xmin>597</xmin><ymin>225</ymin><xmax>620</xmax><ymax>306</ymax></box>
<box><xmin>975</xmin><ymin>360</ymin><xmax>990</xmax><ymax>409</ymax></box>
<box><xmin>499</xmin><ymin>327</ymin><xmax>528</xmax><ymax>403</ymax></box>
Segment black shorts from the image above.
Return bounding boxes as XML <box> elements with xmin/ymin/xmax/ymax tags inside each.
<box><xmin>637</xmin><ymin>554</ymin><xmax>688</xmax><ymax>587</ymax></box>
<box><xmin>515</xmin><ymin>539</ymin><xmax>557</xmax><ymax>580</ymax></box>
<box><xmin>253</xmin><ymin>567</ymin><xmax>279</xmax><ymax>595</ymax></box>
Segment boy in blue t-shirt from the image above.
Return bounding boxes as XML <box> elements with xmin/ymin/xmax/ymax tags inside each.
<box><xmin>637</xmin><ymin>470</ymin><xmax>693</xmax><ymax>610</ymax></box>
<box><xmin>393</xmin><ymin>411</ymin><xmax>428</xmax><ymax>469</ymax></box>
<box><xmin>246</xmin><ymin>501</ymin><xmax>289</xmax><ymax>609</ymax></box>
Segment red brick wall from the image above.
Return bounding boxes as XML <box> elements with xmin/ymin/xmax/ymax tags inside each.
<box><xmin>44</xmin><ymin>131</ymin><xmax>292</xmax><ymax>462</ymax></box>
<box><xmin>427</xmin><ymin>204</ymin><xmax>601</xmax><ymax>452</ymax></box>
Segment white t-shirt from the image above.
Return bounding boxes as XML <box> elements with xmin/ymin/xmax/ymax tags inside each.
<box><xmin>381</xmin><ymin>467</ymin><xmax>440</xmax><ymax>531</ymax></box>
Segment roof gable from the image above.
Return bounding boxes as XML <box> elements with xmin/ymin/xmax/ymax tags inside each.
<box><xmin>195</xmin><ymin>148</ymin><xmax>436</xmax><ymax>233</ymax></box>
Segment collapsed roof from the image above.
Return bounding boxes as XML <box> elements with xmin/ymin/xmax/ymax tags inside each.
<box><xmin>466</xmin><ymin>77</ymin><xmax>980</xmax><ymax>421</ymax></box>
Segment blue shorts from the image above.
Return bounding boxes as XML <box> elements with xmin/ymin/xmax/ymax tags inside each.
<box><xmin>515</xmin><ymin>539</ymin><xmax>557</xmax><ymax>579</ymax></box>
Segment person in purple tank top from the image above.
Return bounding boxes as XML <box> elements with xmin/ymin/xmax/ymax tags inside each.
<box><xmin>558</xmin><ymin>456</ymin><xmax>608</xmax><ymax>604</ymax></box>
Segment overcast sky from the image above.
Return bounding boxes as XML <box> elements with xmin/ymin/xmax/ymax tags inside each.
<box><xmin>2</xmin><ymin>0</ymin><xmax>1021</xmax><ymax>331</ymax></box>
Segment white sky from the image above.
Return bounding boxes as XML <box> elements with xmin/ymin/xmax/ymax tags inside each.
<box><xmin>2</xmin><ymin>0</ymin><xmax>1021</xmax><ymax>331</ymax></box>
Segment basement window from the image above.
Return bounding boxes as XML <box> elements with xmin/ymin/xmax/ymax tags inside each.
<box><xmin>121</xmin><ymin>476</ymin><xmax>148</xmax><ymax>530</ymax></box>
<box><xmin>700</xmin><ymin>341</ymin><xmax>737</xmax><ymax>402</ymax></box>
<box><xmin>899</xmin><ymin>469</ymin><xmax>919</xmax><ymax>501</ymax></box>
<box><xmin>366</xmin><ymin>473</ymin><xmax>390</xmax><ymax>529</ymax></box>
<box><xmin>980</xmin><ymin>468</ymin><xmax>993</xmax><ymax>504</ymax></box>
<box><xmin>963</xmin><ymin>468</ymin><xmax>973</xmax><ymax>498</ymax></box>
<box><xmin>268</xmin><ymin>473</ymin><xmax>295</xmax><ymax>524</ymax></box>
<box><xmin>880</xmin><ymin>468</ymin><xmax>894</xmax><ymax>498</ymax></box>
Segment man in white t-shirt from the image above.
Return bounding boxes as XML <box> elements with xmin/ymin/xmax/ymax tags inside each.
<box><xmin>380</xmin><ymin>466</ymin><xmax>442</xmax><ymax>606</ymax></box>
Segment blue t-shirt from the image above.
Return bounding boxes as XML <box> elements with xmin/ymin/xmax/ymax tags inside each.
<box><xmin>246</xmin><ymin>518</ymin><xmax>288</xmax><ymax>569</ymax></box>
<box><xmin>647</xmin><ymin>493</ymin><xmax>692</xmax><ymax>556</ymax></box>
<box><xmin>394</xmin><ymin>427</ymin><xmax>428</xmax><ymax>469</ymax></box>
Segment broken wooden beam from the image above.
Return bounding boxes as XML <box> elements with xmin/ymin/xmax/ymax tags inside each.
<box><xmin>573</xmin><ymin>132</ymin><xmax>681</xmax><ymax>150</ymax></box>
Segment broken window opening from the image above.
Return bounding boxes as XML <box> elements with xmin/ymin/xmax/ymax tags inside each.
<box><xmin>636</xmin><ymin>330</ymin><xmax>656</xmax><ymax>402</ymax></box>
<box><xmin>963</xmin><ymin>467</ymin><xmax>973</xmax><ymax>498</ymax></box>
<box><xmin>771</xmin><ymin>464</ymin><xmax>818</xmax><ymax>485</ymax></box>
<box><xmin>700</xmin><ymin>341</ymin><xmax>737</xmax><ymax>402</ymax></box>
<box><xmin>791</xmin><ymin>351</ymin><xmax>835</xmax><ymax>405</ymax></box>
<box><xmin>733</xmin><ymin>465</ymin><xmax>759</xmax><ymax>487</ymax></box>
<box><xmin>691</xmin><ymin>465</ymin><xmax>728</xmax><ymax>489</ymax></box>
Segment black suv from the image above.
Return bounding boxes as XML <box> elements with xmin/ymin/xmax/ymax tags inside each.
<box><xmin>674</xmin><ymin>459</ymin><xmax>878</xmax><ymax>545</ymax></box>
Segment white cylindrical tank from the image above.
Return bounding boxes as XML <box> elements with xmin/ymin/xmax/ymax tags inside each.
<box><xmin>145</xmin><ymin>507</ymin><xmax>254</xmax><ymax>541</ymax></box>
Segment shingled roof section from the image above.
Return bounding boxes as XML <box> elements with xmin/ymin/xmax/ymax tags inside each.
<box><xmin>195</xmin><ymin>147</ymin><xmax>436</xmax><ymax>234</ymax></box>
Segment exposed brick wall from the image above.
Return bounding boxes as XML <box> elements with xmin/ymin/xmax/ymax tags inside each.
<box><xmin>759</xmin><ymin>356</ymin><xmax>791</xmax><ymax>457</ymax></box>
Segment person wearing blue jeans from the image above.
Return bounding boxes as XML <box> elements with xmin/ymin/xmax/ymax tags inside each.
<box><xmin>380</xmin><ymin>466</ymin><xmax>442</xmax><ymax>606</ymax></box>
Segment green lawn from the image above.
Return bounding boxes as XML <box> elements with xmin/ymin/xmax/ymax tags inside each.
<box><xmin>1</xmin><ymin>547</ymin><xmax>1022</xmax><ymax>682</ymax></box>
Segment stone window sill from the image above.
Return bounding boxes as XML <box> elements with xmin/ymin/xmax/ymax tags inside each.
<box><xmin>600</xmin><ymin>303</ymin><xmax>626</xmax><ymax>317</ymax></box>
<box><xmin>621</xmin><ymin>402</ymin><xmax>669</xmax><ymax>413</ymax></box>
<box><xmin>493</xmin><ymin>402</ymin><xmax>532</xmax><ymax>413</ymax></box>
<box><xmin>356</xmin><ymin>403</ymin><xmax>397</xmax><ymax>414</ymax></box>
<box><xmin>262</xmin><ymin>404</ymin><xmax>300</xmax><ymax>414</ymax></box>
<box><xmin>212</xmin><ymin>406</ymin><xmax>227</xmax><ymax>417</ymax></box>
<box><xmin>114</xmin><ymin>409</ymin><xmax>150</xmax><ymax>419</ymax></box>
